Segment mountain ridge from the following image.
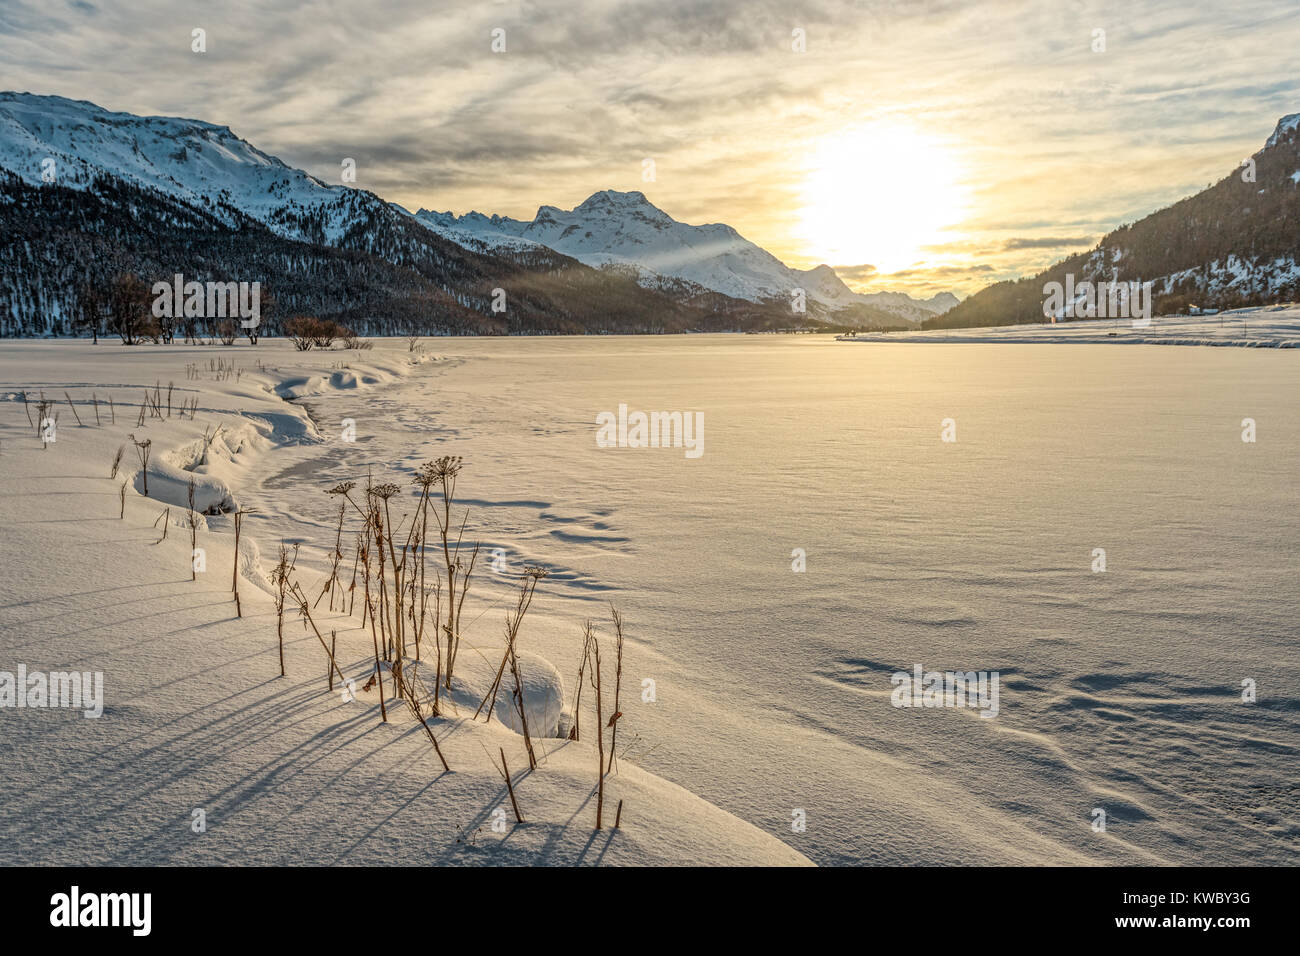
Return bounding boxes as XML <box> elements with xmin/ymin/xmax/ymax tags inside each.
<box><xmin>414</xmin><ymin>189</ymin><xmax>957</xmax><ymax>320</ymax></box>
<box><xmin>929</xmin><ymin>113</ymin><xmax>1300</xmax><ymax>329</ymax></box>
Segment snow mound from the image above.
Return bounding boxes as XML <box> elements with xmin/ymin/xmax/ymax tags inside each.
<box><xmin>238</xmin><ymin>410</ymin><xmax>321</xmax><ymax>445</ymax></box>
<box><xmin>272</xmin><ymin>369</ymin><xmax>380</xmax><ymax>399</ymax></box>
<box><xmin>492</xmin><ymin>650</ymin><xmax>566</xmax><ymax>739</ymax></box>
<box><xmin>236</xmin><ymin>534</ymin><xmax>273</xmax><ymax>597</ymax></box>
<box><xmin>274</xmin><ymin>375</ymin><xmax>327</xmax><ymax>399</ymax></box>
<box><xmin>136</xmin><ymin>422</ymin><xmax>271</xmax><ymax>513</ymax></box>
<box><xmin>136</xmin><ymin>453</ymin><xmax>237</xmax><ymax>514</ymax></box>
<box><xmin>442</xmin><ymin>648</ymin><xmax>567</xmax><ymax>739</ymax></box>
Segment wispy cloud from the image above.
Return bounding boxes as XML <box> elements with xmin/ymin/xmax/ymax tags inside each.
<box><xmin>1001</xmin><ymin>237</ymin><xmax>1097</xmax><ymax>250</ymax></box>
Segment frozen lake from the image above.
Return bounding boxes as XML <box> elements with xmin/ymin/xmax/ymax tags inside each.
<box><xmin>246</xmin><ymin>335</ymin><xmax>1300</xmax><ymax>865</ymax></box>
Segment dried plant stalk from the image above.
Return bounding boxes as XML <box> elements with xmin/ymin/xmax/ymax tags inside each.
<box><xmin>608</xmin><ymin>604</ymin><xmax>625</xmax><ymax>775</ymax></box>
<box><xmin>130</xmin><ymin>436</ymin><xmax>151</xmax><ymax>495</ymax></box>
<box><xmin>498</xmin><ymin>747</ymin><xmax>524</xmax><ymax>823</ymax></box>
<box><xmin>270</xmin><ymin>542</ymin><xmax>298</xmax><ymax>675</ymax></box>
<box><xmin>64</xmin><ymin>391</ymin><xmax>83</xmax><ymax>426</ymax></box>
<box><xmin>290</xmin><ymin>582</ymin><xmax>346</xmax><ymax>686</ymax></box>
<box><xmin>588</xmin><ymin>624</ymin><xmax>605</xmax><ymax>830</ymax></box>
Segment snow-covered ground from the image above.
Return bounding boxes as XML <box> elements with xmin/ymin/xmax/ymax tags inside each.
<box><xmin>3</xmin><ymin>333</ymin><xmax>1296</xmax><ymax>867</ymax></box>
<box><xmin>0</xmin><ymin>339</ymin><xmax>809</xmax><ymax>866</ymax></box>
<box><xmin>838</xmin><ymin>305</ymin><xmax>1300</xmax><ymax>347</ymax></box>
<box><xmin>285</xmin><ymin>334</ymin><xmax>1291</xmax><ymax>867</ymax></box>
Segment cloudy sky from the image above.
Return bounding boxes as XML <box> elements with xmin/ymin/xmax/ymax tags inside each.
<box><xmin>2</xmin><ymin>0</ymin><xmax>1297</xmax><ymax>297</ymax></box>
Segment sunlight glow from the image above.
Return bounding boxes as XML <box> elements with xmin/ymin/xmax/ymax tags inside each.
<box><xmin>796</xmin><ymin>123</ymin><xmax>969</xmax><ymax>274</ymax></box>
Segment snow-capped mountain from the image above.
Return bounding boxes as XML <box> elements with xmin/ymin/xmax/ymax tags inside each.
<box><xmin>418</xmin><ymin>189</ymin><xmax>808</xmax><ymax>302</ymax></box>
<box><xmin>0</xmin><ymin>91</ymin><xmax>385</xmax><ymax>245</ymax></box>
<box><xmin>416</xmin><ymin>191</ymin><xmax>957</xmax><ymax>319</ymax></box>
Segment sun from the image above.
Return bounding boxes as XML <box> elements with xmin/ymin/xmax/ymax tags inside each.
<box><xmin>796</xmin><ymin>123</ymin><xmax>968</xmax><ymax>274</ymax></box>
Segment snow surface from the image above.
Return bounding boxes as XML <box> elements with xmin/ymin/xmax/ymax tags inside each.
<box><xmin>6</xmin><ymin>335</ymin><xmax>1294</xmax><ymax>866</ymax></box>
<box><xmin>0</xmin><ymin>339</ymin><xmax>809</xmax><ymax>865</ymax></box>
<box><xmin>247</xmin><ymin>333</ymin><xmax>1294</xmax><ymax>867</ymax></box>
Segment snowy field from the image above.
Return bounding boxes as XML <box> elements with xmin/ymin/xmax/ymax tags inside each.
<box><xmin>0</xmin><ymin>339</ymin><xmax>808</xmax><ymax>865</ymax></box>
<box><xmin>2</xmin><ymin>333</ymin><xmax>1297</xmax><ymax>867</ymax></box>
<box><xmin>838</xmin><ymin>305</ymin><xmax>1300</xmax><ymax>347</ymax></box>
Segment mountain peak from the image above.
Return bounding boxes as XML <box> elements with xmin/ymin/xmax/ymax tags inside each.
<box><xmin>1266</xmin><ymin>113</ymin><xmax>1300</xmax><ymax>149</ymax></box>
<box><xmin>0</xmin><ymin>91</ymin><xmax>236</xmax><ymax>140</ymax></box>
<box><xmin>575</xmin><ymin>189</ymin><xmax>652</xmax><ymax>211</ymax></box>
<box><xmin>0</xmin><ymin>90</ymin><xmax>356</xmax><ymax>242</ymax></box>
